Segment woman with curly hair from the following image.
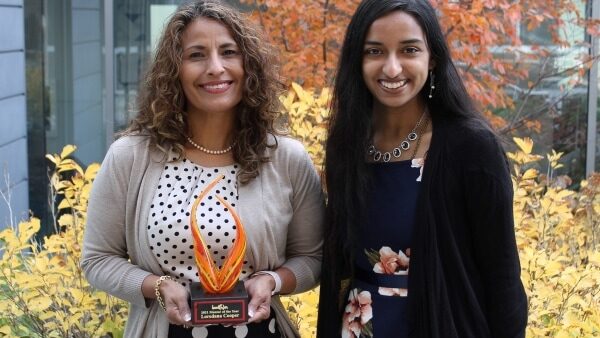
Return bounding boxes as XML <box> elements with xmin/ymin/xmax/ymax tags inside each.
<box><xmin>317</xmin><ymin>0</ymin><xmax>527</xmax><ymax>337</ymax></box>
<box><xmin>81</xmin><ymin>1</ymin><xmax>324</xmax><ymax>337</ymax></box>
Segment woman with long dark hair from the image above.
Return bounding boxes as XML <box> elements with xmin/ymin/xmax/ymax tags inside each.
<box><xmin>81</xmin><ymin>1</ymin><xmax>324</xmax><ymax>337</ymax></box>
<box><xmin>317</xmin><ymin>0</ymin><xmax>527</xmax><ymax>337</ymax></box>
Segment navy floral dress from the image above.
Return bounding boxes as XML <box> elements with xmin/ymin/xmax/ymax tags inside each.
<box><xmin>341</xmin><ymin>158</ymin><xmax>424</xmax><ymax>338</ymax></box>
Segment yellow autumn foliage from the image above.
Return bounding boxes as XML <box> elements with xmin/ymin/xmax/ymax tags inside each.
<box><xmin>280</xmin><ymin>83</ymin><xmax>329</xmax><ymax>171</ymax></box>
<box><xmin>510</xmin><ymin>137</ymin><xmax>600</xmax><ymax>337</ymax></box>
<box><xmin>0</xmin><ymin>146</ymin><xmax>127</xmax><ymax>338</ymax></box>
<box><xmin>0</xmin><ymin>85</ymin><xmax>599</xmax><ymax>337</ymax></box>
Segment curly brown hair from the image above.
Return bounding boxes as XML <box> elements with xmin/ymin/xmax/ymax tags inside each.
<box><xmin>126</xmin><ymin>0</ymin><xmax>284</xmax><ymax>184</ymax></box>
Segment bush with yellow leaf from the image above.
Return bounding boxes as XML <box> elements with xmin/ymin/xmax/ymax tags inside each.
<box><xmin>0</xmin><ymin>145</ymin><xmax>127</xmax><ymax>337</ymax></box>
<box><xmin>510</xmin><ymin>137</ymin><xmax>600</xmax><ymax>337</ymax></box>
<box><xmin>280</xmin><ymin>82</ymin><xmax>329</xmax><ymax>171</ymax></box>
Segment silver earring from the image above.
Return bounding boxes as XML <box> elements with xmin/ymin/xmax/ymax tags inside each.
<box><xmin>428</xmin><ymin>71</ymin><xmax>435</xmax><ymax>99</ymax></box>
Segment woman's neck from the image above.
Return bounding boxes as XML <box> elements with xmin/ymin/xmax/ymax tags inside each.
<box><xmin>372</xmin><ymin>100</ymin><xmax>427</xmax><ymax>143</ymax></box>
<box><xmin>186</xmin><ymin>111</ymin><xmax>236</xmax><ymax>150</ymax></box>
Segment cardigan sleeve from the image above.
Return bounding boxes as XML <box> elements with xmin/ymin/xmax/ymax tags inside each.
<box><xmin>280</xmin><ymin>140</ymin><xmax>325</xmax><ymax>293</ymax></box>
<box><xmin>80</xmin><ymin>139</ymin><xmax>152</xmax><ymax>308</ymax></box>
<box><xmin>462</xmin><ymin>132</ymin><xmax>528</xmax><ymax>338</ymax></box>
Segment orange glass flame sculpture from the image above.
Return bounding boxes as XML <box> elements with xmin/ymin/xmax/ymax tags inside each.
<box><xmin>190</xmin><ymin>174</ymin><xmax>246</xmax><ymax>293</ymax></box>
<box><xmin>188</xmin><ymin>174</ymin><xmax>249</xmax><ymax>326</ymax></box>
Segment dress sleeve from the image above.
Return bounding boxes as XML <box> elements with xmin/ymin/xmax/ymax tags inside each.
<box><xmin>462</xmin><ymin>133</ymin><xmax>528</xmax><ymax>338</ymax></box>
<box><xmin>281</xmin><ymin>143</ymin><xmax>325</xmax><ymax>293</ymax></box>
<box><xmin>80</xmin><ymin>141</ymin><xmax>152</xmax><ymax>307</ymax></box>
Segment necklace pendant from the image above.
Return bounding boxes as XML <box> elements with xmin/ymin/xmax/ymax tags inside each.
<box><xmin>367</xmin><ymin>145</ymin><xmax>376</xmax><ymax>155</ymax></box>
<box><xmin>401</xmin><ymin>141</ymin><xmax>410</xmax><ymax>150</ymax></box>
<box><xmin>373</xmin><ymin>151</ymin><xmax>382</xmax><ymax>162</ymax></box>
<box><xmin>367</xmin><ymin>108</ymin><xmax>427</xmax><ymax>163</ymax></box>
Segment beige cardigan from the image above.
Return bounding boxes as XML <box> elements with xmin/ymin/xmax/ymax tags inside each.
<box><xmin>81</xmin><ymin>135</ymin><xmax>324</xmax><ymax>338</ymax></box>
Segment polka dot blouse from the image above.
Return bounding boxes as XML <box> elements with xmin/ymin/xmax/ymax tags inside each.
<box><xmin>147</xmin><ymin>156</ymin><xmax>254</xmax><ymax>287</ymax></box>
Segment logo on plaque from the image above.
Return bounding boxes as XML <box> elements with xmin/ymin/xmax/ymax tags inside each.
<box><xmin>189</xmin><ymin>174</ymin><xmax>248</xmax><ymax>325</ymax></box>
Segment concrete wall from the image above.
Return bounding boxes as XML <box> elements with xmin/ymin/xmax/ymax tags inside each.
<box><xmin>0</xmin><ymin>0</ymin><xmax>28</xmax><ymax>228</ymax></box>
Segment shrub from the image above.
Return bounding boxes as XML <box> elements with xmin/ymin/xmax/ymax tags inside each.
<box><xmin>280</xmin><ymin>83</ymin><xmax>329</xmax><ymax>172</ymax></box>
<box><xmin>0</xmin><ymin>146</ymin><xmax>127</xmax><ymax>338</ymax></box>
<box><xmin>510</xmin><ymin>138</ymin><xmax>600</xmax><ymax>337</ymax></box>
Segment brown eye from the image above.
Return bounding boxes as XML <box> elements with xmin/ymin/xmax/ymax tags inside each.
<box><xmin>222</xmin><ymin>49</ymin><xmax>239</xmax><ymax>56</ymax></box>
<box><xmin>364</xmin><ymin>48</ymin><xmax>382</xmax><ymax>55</ymax></box>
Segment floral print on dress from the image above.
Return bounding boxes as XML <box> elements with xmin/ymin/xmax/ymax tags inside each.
<box><xmin>342</xmin><ymin>288</ymin><xmax>374</xmax><ymax>338</ymax></box>
<box><xmin>365</xmin><ymin>246</ymin><xmax>410</xmax><ymax>297</ymax></box>
<box><xmin>411</xmin><ymin>157</ymin><xmax>425</xmax><ymax>182</ymax></box>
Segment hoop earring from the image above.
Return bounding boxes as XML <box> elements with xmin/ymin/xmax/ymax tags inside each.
<box><xmin>428</xmin><ymin>71</ymin><xmax>435</xmax><ymax>99</ymax></box>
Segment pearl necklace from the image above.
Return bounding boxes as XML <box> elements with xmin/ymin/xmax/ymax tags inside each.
<box><xmin>186</xmin><ymin>136</ymin><xmax>234</xmax><ymax>155</ymax></box>
<box><xmin>367</xmin><ymin>112</ymin><xmax>428</xmax><ymax>163</ymax></box>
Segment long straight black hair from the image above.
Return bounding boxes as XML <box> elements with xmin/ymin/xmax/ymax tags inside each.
<box><xmin>320</xmin><ymin>0</ymin><xmax>485</xmax><ymax>335</ymax></box>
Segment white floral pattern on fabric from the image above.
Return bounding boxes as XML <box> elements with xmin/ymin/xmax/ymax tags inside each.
<box><xmin>371</xmin><ymin>246</ymin><xmax>409</xmax><ymax>275</ymax></box>
<box><xmin>341</xmin><ymin>288</ymin><xmax>373</xmax><ymax>338</ymax></box>
<box><xmin>378</xmin><ymin>286</ymin><xmax>408</xmax><ymax>297</ymax></box>
<box><xmin>365</xmin><ymin>246</ymin><xmax>411</xmax><ymax>298</ymax></box>
<box><xmin>411</xmin><ymin>157</ymin><xmax>425</xmax><ymax>182</ymax></box>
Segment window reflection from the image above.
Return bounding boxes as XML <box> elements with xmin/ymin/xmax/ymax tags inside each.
<box><xmin>496</xmin><ymin>1</ymin><xmax>590</xmax><ymax>182</ymax></box>
<box><xmin>114</xmin><ymin>1</ymin><xmax>182</xmax><ymax>132</ymax></box>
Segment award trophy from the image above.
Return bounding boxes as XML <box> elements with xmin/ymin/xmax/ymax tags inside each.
<box><xmin>189</xmin><ymin>174</ymin><xmax>248</xmax><ymax>325</ymax></box>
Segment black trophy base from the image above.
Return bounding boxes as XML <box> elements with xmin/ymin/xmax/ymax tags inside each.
<box><xmin>189</xmin><ymin>281</ymin><xmax>249</xmax><ymax>326</ymax></box>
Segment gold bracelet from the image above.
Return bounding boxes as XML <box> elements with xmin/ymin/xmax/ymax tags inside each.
<box><xmin>154</xmin><ymin>275</ymin><xmax>173</xmax><ymax>311</ymax></box>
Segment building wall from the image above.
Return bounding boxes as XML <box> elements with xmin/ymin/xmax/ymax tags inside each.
<box><xmin>71</xmin><ymin>0</ymin><xmax>104</xmax><ymax>165</ymax></box>
<box><xmin>0</xmin><ymin>0</ymin><xmax>28</xmax><ymax>228</ymax></box>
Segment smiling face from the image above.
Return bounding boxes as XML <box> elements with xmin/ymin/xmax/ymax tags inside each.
<box><xmin>179</xmin><ymin>17</ymin><xmax>245</xmax><ymax>118</ymax></box>
<box><xmin>362</xmin><ymin>10</ymin><xmax>433</xmax><ymax>114</ymax></box>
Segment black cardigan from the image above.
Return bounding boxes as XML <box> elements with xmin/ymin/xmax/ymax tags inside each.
<box><xmin>317</xmin><ymin>115</ymin><xmax>528</xmax><ymax>338</ymax></box>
